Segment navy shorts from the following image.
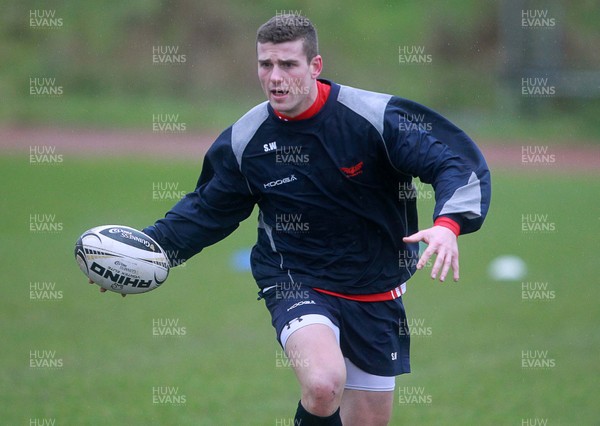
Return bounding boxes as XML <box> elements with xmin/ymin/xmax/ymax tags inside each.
<box><xmin>259</xmin><ymin>283</ymin><xmax>411</xmax><ymax>377</ymax></box>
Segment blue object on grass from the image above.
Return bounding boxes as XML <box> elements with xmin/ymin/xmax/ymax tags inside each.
<box><xmin>231</xmin><ymin>248</ymin><xmax>252</xmax><ymax>272</ymax></box>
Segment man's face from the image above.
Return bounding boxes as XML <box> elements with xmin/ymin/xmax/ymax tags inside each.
<box><xmin>257</xmin><ymin>39</ymin><xmax>322</xmax><ymax>117</ymax></box>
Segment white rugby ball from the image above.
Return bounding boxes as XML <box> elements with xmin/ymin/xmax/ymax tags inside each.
<box><xmin>488</xmin><ymin>255</ymin><xmax>527</xmax><ymax>281</ymax></box>
<box><xmin>75</xmin><ymin>225</ymin><xmax>169</xmax><ymax>294</ymax></box>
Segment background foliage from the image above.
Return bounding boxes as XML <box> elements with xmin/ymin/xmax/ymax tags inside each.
<box><xmin>1</xmin><ymin>0</ymin><xmax>599</xmax><ymax>139</ymax></box>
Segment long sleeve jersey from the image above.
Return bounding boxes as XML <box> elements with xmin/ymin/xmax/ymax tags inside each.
<box><xmin>143</xmin><ymin>80</ymin><xmax>491</xmax><ymax>294</ymax></box>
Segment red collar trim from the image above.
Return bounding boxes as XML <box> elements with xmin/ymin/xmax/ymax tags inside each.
<box><xmin>274</xmin><ymin>81</ymin><xmax>331</xmax><ymax>121</ymax></box>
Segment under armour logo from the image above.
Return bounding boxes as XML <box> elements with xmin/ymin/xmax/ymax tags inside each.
<box><xmin>285</xmin><ymin>317</ymin><xmax>304</xmax><ymax>330</ymax></box>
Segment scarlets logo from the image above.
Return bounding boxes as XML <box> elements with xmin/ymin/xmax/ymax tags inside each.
<box><xmin>340</xmin><ymin>161</ymin><xmax>363</xmax><ymax>177</ymax></box>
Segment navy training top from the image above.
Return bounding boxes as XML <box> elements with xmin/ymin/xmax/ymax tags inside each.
<box><xmin>143</xmin><ymin>80</ymin><xmax>491</xmax><ymax>294</ymax></box>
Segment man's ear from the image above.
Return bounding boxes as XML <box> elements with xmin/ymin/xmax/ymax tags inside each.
<box><xmin>309</xmin><ymin>55</ymin><xmax>323</xmax><ymax>79</ymax></box>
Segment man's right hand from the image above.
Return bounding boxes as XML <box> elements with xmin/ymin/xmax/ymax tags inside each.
<box><xmin>89</xmin><ymin>279</ymin><xmax>126</xmax><ymax>297</ymax></box>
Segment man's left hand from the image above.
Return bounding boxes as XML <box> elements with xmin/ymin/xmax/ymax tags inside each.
<box><xmin>402</xmin><ymin>226</ymin><xmax>459</xmax><ymax>282</ymax></box>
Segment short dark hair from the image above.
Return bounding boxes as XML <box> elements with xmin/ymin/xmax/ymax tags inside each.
<box><xmin>256</xmin><ymin>14</ymin><xmax>319</xmax><ymax>62</ymax></box>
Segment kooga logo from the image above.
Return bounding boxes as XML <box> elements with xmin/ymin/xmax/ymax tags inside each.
<box><xmin>264</xmin><ymin>174</ymin><xmax>298</xmax><ymax>189</ymax></box>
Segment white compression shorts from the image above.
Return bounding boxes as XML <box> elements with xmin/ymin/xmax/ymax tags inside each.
<box><xmin>280</xmin><ymin>313</ymin><xmax>396</xmax><ymax>392</ymax></box>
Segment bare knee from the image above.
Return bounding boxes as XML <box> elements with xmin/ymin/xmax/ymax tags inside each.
<box><xmin>341</xmin><ymin>389</ymin><xmax>394</xmax><ymax>426</ymax></box>
<box><xmin>285</xmin><ymin>323</ymin><xmax>346</xmax><ymax>416</ymax></box>
<box><xmin>301</xmin><ymin>370</ymin><xmax>346</xmax><ymax>417</ymax></box>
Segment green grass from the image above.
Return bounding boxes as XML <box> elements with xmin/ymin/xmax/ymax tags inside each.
<box><xmin>1</xmin><ymin>155</ymin><xmax>598</xmax><ymax>424</ymax></box>
<box><xmin>1</xmin><ymin>93</ymin><xmax>262</xmax><ymax>133</ymax></box>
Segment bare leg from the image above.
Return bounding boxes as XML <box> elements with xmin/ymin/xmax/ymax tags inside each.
<box><xmin>285</xmin><ymin>323</ymin><xmax>346</xmax><ymax>417</ymax></box>
<box><xmin>341</xmin><ymin>389</ymin><xmax>394</xmax><ymax>426</ymax></box>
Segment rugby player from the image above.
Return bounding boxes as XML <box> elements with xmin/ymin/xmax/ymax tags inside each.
<box><xmin>95</xmin><ymin>14</ymin><xmax>491</xmax><ymax>425</ymax></box>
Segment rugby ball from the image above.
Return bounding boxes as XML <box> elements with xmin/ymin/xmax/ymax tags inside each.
<box><xmin>488</xmin><ymin>255</ymin><xmax>527</xmax><ymax>281</ymax></box>
<box><xmin>75</xmin><ymin>225</ymin><xmax>169</xmax><ymax>294</ymax></box>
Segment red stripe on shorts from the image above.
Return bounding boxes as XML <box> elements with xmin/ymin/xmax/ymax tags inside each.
<box><xmin>313</xmin><ymin>285</ymin><xmax>404</xmax><ymax>302</ymax></box>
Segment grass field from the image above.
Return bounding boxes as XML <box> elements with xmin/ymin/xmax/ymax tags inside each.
<box><xmin>1</xmin><ymin>154</ymin><xmax>598</xmax><ymax>425</ymax></box>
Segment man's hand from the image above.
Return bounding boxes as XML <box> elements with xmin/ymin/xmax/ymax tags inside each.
<box><xmin>89</xmin><ymin>279</ymin><xmax>126</xmax><ymax>297</ymax></box>
<box><xmin>403</xmin><ymin>226</ymin><xmax>459</xmax><ymax>282</ymax></box>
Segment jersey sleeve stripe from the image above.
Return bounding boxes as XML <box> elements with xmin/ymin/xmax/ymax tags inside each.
<box><xmin>438</xmin><ymin>171</ymin><xmax>482</xmax><ymax>219</ymax></box>
<box><xmin>231</xmin><ymin>102</ymin><xmax>269</xmax><ymax>169</ymax></box>
<box><xmin>337</xmin><ymin>85</ymin><xmax>392</xmax><ymax>138</ymax></box>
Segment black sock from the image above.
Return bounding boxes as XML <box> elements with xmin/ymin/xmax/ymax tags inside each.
<box><xmin>294</xmin><ymin>400</ymin><xmax>342</xmax><ymax>426</ymax></box>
